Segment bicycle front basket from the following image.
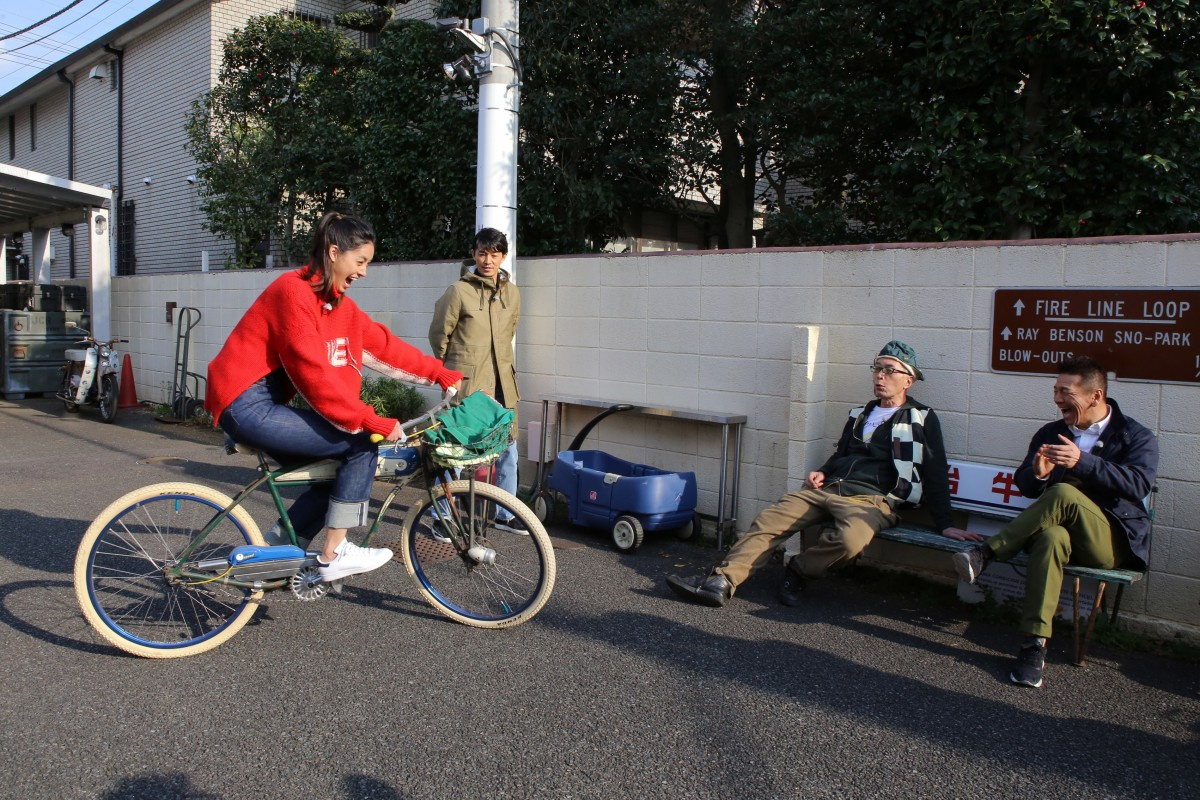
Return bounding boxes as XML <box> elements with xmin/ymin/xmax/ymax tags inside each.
<box><xmin>423</xmin><ymin>391</ymin><xmax>514</xmax><ymax>468</ymax></box>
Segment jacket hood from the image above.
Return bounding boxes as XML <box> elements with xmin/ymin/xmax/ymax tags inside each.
<box><xmin>459</xmin><ymin>266</ymin><xmax>512</xmax><ymax>311</ymax></box>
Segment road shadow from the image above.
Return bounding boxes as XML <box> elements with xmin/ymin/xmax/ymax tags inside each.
<box><xmin>541</xmin><ymin>607</ymin><xmax>1197</xmax><ymax>798</ymax></box>
<box><xmin>616</xmin><ymin>535</ymin><xmax>1200</xmax><ymax>701</ymax></box>
<box><xmin>0</xmin><ymin>578</ymin><xmax>121</xmax><ymax>657</ymax></box>
<box><xmin>91</xmin><ymin>771</ymin><xmax>413</xmax><ymax>799</ymax></box>
<box><xmin>0</xmin><ymin>509</ymin><xmax>81</xmax><ymax>574</ymax></box>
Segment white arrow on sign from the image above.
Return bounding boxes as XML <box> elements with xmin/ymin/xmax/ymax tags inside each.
<box><xmin>1001</xmin><ymin>327</ymin><xmax>1012</xmax><ymax>341</ymax></box>
<box><xmin>1013</xmin><ymin>299</ymin><xmax>1025</xmax><ymax>316</ymax></box>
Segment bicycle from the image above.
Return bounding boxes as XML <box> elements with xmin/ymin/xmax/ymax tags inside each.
<box><xmin>73</xmin><ymin>391</ymin><xmax>556</xmax><ymax>658</ymax></box>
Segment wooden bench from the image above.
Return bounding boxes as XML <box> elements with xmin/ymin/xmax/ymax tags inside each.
<box><xmin>872</xmin><ymin>459</ymin><xmax>1147</xmax><ymax>667</ymax></box>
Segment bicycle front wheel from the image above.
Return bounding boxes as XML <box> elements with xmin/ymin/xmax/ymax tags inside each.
<box><xmin>400</xmin><ymin>480</ymin><xmax>556</xmax><ymax>629</ymax></box>
<box><xmin>74</xmin><ymin>482</ymin><xmax>265</xmax><ymax>658</ymax></box>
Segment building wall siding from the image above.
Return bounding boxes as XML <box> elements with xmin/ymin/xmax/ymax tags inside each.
<box><xmin>3</xmin><ymin>0</ymin><xmax>432</xmax><ymax>279</ymax></box>
<box><xmin>120</xmin><ymin>1</ymin><xmax>216</xmax><ymax>275</ymax></box>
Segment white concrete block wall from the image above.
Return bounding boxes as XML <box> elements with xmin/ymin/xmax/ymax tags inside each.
<box><xmin>110</xmin><ymin>235</ymin><xmax>1200</xmax><ymax>635</ymax></box>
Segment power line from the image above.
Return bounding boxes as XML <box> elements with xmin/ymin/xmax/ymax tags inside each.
<box><xmin>0</xmin><ymin>0</ymin><xmax>90</xmax><ymax>42</ymax></box>
<box><xmin>5</xmin><ymin>0</ymin><xmax>115</xmax><ymax>54</ymax></box>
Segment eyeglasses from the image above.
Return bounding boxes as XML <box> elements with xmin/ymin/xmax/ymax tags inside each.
<box><xmin>869</xmin><ymin>365</ymin><xmax>910</xmax><ymax>376</ymax></box>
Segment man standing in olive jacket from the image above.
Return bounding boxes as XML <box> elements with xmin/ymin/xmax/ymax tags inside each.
<box><xmin>954</xmin><ymin>356</ymin><xmax>1158</xmax><ymax>688</ymax></box>
<box><xmin>429</xmin><ymin>228</ymin><xmax>525</xmax><ymax>532</ymax></box>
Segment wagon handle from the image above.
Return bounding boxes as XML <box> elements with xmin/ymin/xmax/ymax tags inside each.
<box><xmin>565</xmin><ymin>404</ymin><xmax>635</xmax><ymax>451</ymax></box>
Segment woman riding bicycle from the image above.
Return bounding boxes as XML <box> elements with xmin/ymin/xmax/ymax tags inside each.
<box><xmin>206</xmin><ymin>212</ymin><xmax>463</xmax><ymax>584</ymax></box>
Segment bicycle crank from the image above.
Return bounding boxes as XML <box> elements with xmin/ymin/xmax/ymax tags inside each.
<box><xmin>289</xmin><ymin>566</ymin><xmax>329</xmax><ymax>601</ymax></box>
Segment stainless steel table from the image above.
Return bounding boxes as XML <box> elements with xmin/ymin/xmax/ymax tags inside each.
<box><xmin>533</xmin><ymin>395</ymin><xmax>746</xmax><ymax>549</ymax></box>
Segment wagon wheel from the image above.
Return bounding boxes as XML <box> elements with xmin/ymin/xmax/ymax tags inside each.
<box><xmin>675</xmin><ymin>511</ymin><xmax>702</xmax><ymax>541</ymax></box>
<box><xmin>533</xmin><ymin>490</ymin><xmax>555</xmax><ymax>523</ymax></box>
<box><xmin>611</xmin><ymin>515</ymin><xmax>644</xmax><ymax>552</ymax></box>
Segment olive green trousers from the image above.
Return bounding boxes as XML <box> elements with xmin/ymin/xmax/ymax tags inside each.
<box><xmin>986</xmin><ymin>483</ymin><xmax>1132</xmax><ymax>638</ymax></box>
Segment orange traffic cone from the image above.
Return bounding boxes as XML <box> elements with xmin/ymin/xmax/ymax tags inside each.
<box><xmin>118</xmin><ymin>353</ymin><xmax>140</xmax><ymax>408</ymax></box>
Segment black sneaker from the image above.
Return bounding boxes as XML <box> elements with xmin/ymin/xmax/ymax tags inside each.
<box><xmin>777</xmin><ymin>562</ymin><xmax>807</xmax><ymax>607</ymax></box>
<box><xmin>494</xmin><ymin>516</ymin><xmax>529</xmax><ymax>535</ymax></box>
<box><xmin>666</xmin><ymin>573</ymin><xmax>732</xmax><ymax>607</ymax></box>
<box><xmin>1009</xmin><ymin>638</ymin><xmax>1047</xmax><ymax>688</ymax></box>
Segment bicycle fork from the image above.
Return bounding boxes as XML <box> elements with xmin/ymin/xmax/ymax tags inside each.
<box><xmin>432</xmin><ymin>477</ymin><xmax>497</xmax><ymax>567</ymax></box>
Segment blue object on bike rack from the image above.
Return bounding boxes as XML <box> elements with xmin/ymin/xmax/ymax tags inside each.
<box><xmin>228</xmin><ymin>544</ymin><xmax>306</xmax><ymax>565</ymax></box>
<box><xmin>377</xmin><ymin>445</ymin><xmax>421</xmax><ymax>477</ymax></box>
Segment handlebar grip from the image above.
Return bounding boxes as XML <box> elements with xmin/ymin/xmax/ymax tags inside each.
<box><xmin>370</xmin><ymin>434</ymin><xmax>385</xmax><ymax>444</ymax></box>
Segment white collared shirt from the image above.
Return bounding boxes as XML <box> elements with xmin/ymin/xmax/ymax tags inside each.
<box><xmin>1071</xmin><ymin>405</ymin><xmax>1113</xmax><ymax>454</ymax></box>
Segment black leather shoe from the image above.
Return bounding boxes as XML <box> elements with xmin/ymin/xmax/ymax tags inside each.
<box><xmin>666</xmin><ymin>573</ymin><xmax>732</xmax><ymax>607</ymax></box>
<box><xmin>777</xmin><ymin>562</ymin><xmax>806</xmax><ymax>607</ymax></box>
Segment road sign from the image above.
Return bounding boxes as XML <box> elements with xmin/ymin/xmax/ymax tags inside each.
<box><xmin>991</xmin><ymin>288</ymin><xmax>1200</xmax><ymax>384</ymax></box>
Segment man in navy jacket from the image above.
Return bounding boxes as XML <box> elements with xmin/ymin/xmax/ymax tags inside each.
<box><xmin>954</xmin><ymin>356</ymin><xmax>1158</xmax><ymax>688</ymax></box>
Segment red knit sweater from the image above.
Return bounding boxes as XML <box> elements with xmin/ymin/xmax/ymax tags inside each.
<box><xmin>206</xmin><ymin>269</ymin><xmax>462</xmax><ymax>436</ymax></box>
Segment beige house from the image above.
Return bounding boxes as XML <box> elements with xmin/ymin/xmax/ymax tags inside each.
<box><xmin>0</xmin><ymin>0</ymin><xmax>439</xmax><ymax>281</ymax></box>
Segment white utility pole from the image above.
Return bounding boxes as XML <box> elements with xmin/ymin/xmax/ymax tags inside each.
<box><xmin>476</xmin><ymin>0</ymin><xmax>520</xmax><ymax>277</ymax></box>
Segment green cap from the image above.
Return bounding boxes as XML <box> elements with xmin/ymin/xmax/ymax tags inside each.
<box><xmin>876</xmin><ymin>340</ymin><xmax>924</xmax><ymax>380</ymax></box>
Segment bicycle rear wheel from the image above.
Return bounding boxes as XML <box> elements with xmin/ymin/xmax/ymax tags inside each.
<box><xmin>74</xmin><ymin>482</ymin><xmax>265</xmax><ymax>658</ymax></box>
<box><xmin>400</xmin><ymin>480</ymin><xmax>556</xmax><ymax>628</ymax></box>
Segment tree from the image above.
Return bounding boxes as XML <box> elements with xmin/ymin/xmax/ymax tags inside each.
<box><xmin>883</xmin><ymin>0</ymin><xmax>1200</xmax><ymax>240</ymax></box>
<box><xmin>670</xmin><ymin>1</ymin><xmax>775</xmax><ymax>249</ymax></box>
<box><xmin>189</xmin><ymin>2</ymin><xmax>1200</xmax><ymax>262</ymax></box>
<box><xmin>433</xmin><ymin>0</ymin><xmax>684</xmax><ymax>255</ymax></box>
<box><xmin>515</xmin><ymin>0</ymin><xmax>685</xmax><ymax>254</ymax></box>
<box><xmin>755</xmin><ymin>0</ymin><xmax>1200</xmax><ymax>243</ymax></box>
<box><xmin>352</xmin><ymin>20</ymin><xmax>477</xmax><ymax>260</ymax></box>
<box><xmin>185</xmin><ymin>15</ymin><xmax>364</xmax><ymax>267</ymax></box>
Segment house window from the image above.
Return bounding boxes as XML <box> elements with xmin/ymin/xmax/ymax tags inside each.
<box><xmin>283</xmin><ymin>11</ymin><xmax>330</xmax><ymax>27</ymax></box>
<box><xmin>117</xmin><ymin>199</ymin><xmax>136</xmax><ymax>275</ymax></box>
<box><xmin>29</xmin><ymin>103</ymin><xmax>36</xmax><ymax>151</ymax></box>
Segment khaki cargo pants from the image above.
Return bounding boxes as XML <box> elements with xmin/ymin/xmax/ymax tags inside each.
<box><xmin>714</xmin><ymin>487</ymin><xmax>898</xmax><ymax>589</ymax></box>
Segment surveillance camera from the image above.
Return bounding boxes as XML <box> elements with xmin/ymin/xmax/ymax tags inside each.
<box><xmin>434</xmin><ymin>17</ymin><xmax>466</xmax><ymax>32</ymax></box>
<box><xmin>143</xmin><ymin>177</ymin><xmax>152</xmax><ymax>185</ymax></box>
<box><xmin>443</xmin><ymin>55</ymin><xmax>476</xmax><ymax>81</ymax></box>
<box><xmin>186</xmin><ymin>175</ymin><xmax>197</xmax><ymax>184</ymax></box>
<box><xmin>449</xmin><ymin>27</ymin><xmax>489</xmax><ymax>55</ymax></box>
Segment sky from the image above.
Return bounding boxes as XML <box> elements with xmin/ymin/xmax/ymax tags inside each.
<box><xmin>0</xmin><ymin>0</ymin><xmax>160</xmax><ymax>96</ymax></box>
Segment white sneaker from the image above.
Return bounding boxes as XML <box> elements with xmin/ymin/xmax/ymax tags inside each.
<box><xmin>430</xmin><ymin>516</ymin><xmax>453</xmax><ymax>543</ymax></box>
<box><xmin>318</xmin><ymin>540</ymin><xmax>393</xmax><ymax>582</ymax></box>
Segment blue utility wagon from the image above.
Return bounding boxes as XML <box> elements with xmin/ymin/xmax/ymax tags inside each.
<box><xmin>538</xmin><ymin>449</ymin><xmax>699</xmax><ymax>552</ymax></box>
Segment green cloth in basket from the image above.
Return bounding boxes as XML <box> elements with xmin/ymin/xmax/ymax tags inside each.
<box><xmin>423</xmin><ymin>391</ymin><xmax>514</xmax><ymax>467</ymax></box>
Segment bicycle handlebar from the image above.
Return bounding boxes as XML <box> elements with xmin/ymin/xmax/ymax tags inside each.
<box><xmin>370</xmin><ymin>386</ymin><xmax>458</xmax><ymax>444</ymax></box>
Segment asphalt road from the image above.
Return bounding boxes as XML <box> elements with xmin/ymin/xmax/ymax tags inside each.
<box><xmin>1</xmin><ymin>397</ymin><xmax>1197</xmax><ymax>800</ymax></box>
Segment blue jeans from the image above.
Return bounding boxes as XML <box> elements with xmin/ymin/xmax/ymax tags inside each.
<box><xmin>438</xmin><ymin>441</ymin><xmax>519</xmax><ymax>521</ymax></box>
<box><xmin>219</xmin><ymin>372</ymin><xmax>378</xmax><ymax>544</ymax></box>
<box><xmin>494</xmin><ymin>441</ymin><xmax>519</xmax><ymax>521</ymax></box>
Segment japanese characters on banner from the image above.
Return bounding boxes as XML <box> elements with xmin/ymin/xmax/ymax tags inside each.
<box><xmin>945</xmin><ymin>460</ymin><xmax>1034</xmax><ymax>516</ymax></box>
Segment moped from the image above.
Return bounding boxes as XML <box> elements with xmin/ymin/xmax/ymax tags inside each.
<box><xmin>58</xmin><ymin>321</ymin><xmax>127</xmax><ymax>423</ymax></box>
